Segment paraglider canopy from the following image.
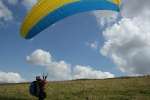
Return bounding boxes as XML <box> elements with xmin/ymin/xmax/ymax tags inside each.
<box><xmin>20</xmin><ymin>0</ymin><xmax>121</xmax><ymax>39</ymax></box>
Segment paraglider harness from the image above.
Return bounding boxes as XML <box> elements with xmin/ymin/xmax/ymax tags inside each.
<box><xmin>29</xmin><ymin>73</ymin><xmax>48</xmax><ymax>98</ymax></box>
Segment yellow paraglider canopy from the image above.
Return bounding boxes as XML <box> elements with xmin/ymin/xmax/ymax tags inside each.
<box><xmin>21</xmin><ymin>0</ymin><xmax>121</xmax><ymax>39</ymax></box>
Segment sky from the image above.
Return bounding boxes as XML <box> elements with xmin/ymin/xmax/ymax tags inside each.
<box><xmin>0</xmin><ymin>0</ymin><xmax>150</xmax><ymax>83</ymax></box>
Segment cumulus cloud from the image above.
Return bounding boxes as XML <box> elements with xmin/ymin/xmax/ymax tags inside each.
<box><xmin>27</xmin><ymin>49</ymin><xmax>72</xmax><ymax>80</ymax></box>
<box><xmin>27</xmin><ymin>49</ymin><xmax>52</xmax><ymax>66</ymax></box>
<box><xmin>0</xmin><ymin>71</ymin><xmax>25</xmax><ymax>83</ymax></box>
<box><xmin>100</xmin><ymin>0</ymin><xmax>150</xmax><ymax>75</ymax></box>
<box><xmin>27</xmin><ymin>49</ymin><xmax>114</xmax><ymax>80</ymax></box>
<box><xmin>46</xmin><ymin>61</ymin><xmax>72</xmax><ymax>80</ymax></box>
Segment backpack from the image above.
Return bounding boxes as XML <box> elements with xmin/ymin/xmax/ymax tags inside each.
<box><xmin>29</xmin><ymin>81</ymin><xmax>39</xmax><ymax>97</ymax></box>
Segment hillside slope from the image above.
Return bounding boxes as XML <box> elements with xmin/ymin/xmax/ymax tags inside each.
<box><xmin>0</xmin><ymin>76</ymin><xmax>150</xmax><ymax>100</ymax></box>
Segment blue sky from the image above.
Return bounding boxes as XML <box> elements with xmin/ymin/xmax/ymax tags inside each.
<box><xmin>0</xmin><ymin>0</ymin><xmax>150</xmax><ymax>82</ymax></box>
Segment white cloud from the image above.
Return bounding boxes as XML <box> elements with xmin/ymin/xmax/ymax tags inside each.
<box><xmin>22</xmin><ymin>0</ymin><xmax>37</xmax><ymax>10</ymax></box>
<box><xmin>86</xmin><ymin>0</ymin><xmax>150</xmax><ymax>76</ymax></box>
<box><xmin>27</xmin><ymin>49</ymin><xmax>115</xmax><ymax>80</ymax></box>
<box><xmin>100</xmin><ymin>3</ymin><xmax>150</xmax><ymax>75</ymax></box>
<box><xmin>46</xmin><ymin>61</ymin><xmax>72</xmax><ymax>80</ymax></box>
<box><xmin>0</xmin><ymin>1</ymin><xmax>13</xmax><ymax>21</ymax></box>
<box><xmin>86</xmin><ymin>41</ymin><xmax>98</xmax><ymax>50</ymax></box>
<box><xmin>0</xmin><ymin>71</ymin><xmax>25</xmax><ymax>83</ymax></box>
<box><xmin>73</xmin><ymin>65</ymin><xmax>114</xmax><ymax>79</ymax></box>
<box><xmin>0</xmin><ymin>0</ymin><xmax>37</xmax><ymax>23</ymax></box>
<box><xmin>92</xmin><ymin>10</ymin><xmax>119</xmax><ymax>27</ymax></box>
<box><xmin>27</xmin><ymin>49</ymin><xmax>52</xmax><ymax>66</ymax></box>
<box><xmin>27</xmin><ymin>49</ymin><xmax>72</xmax><ymax>80</ymax></box>
<box><xmin>122</xmin><ymin>0</ymin><xmax>150</xmax><ymax>18</ymax></box>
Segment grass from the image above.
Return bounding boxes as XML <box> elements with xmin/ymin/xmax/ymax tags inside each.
<box><xmin>0</xmin><ymin>76</ymin><xmax>150</xmax><ymax>100</ymax></box>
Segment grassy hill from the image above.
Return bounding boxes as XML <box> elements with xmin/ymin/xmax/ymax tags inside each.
<box><xmin>0</xmin><ymin>76</ymin><xmax>150</xmax><ymax>100</ymax></box>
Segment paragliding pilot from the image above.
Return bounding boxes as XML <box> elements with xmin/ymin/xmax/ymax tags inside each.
<box><xmin>30</xmin><ymin>73</ymin><xmax>48</xmax><ymax>100</ymax></box>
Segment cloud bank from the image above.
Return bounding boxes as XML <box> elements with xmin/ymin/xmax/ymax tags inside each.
<box><xmin>96</xmin><ymin>0</ymin><xmax>150</xmax><ymax>75</ymax></box>
<box><xmin>0</xmin><ymin>71</ymin><xmax>25</xmax><ymax>83</ymax></box>
<box><xmin>27</xmin><ymin>49</ymin><xmax>114</xmax><ymax>81</ymax></box>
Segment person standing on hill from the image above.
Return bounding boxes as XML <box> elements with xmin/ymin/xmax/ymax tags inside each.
<box><xmin>38</xmin><ymin>75</ymin><xmax>48</xmax><ymax>100</ymax></box>
<box><xmin>29</xmin><ymin>74</ymin><xmax>48</xmax><ymax>100</ymax></box>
